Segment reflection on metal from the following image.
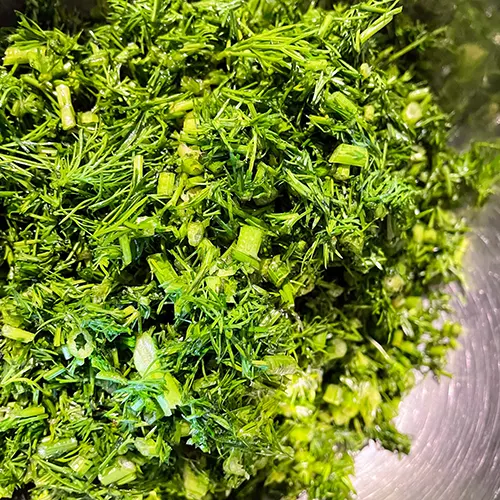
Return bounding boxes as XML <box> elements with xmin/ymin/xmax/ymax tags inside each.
<box><xmin>355</xmin><ymin>196</ymin><xmax>500</xmax><ymax>499</ymax></box>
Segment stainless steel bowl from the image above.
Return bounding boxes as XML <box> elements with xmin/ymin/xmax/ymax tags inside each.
<box><xmin>355</xmin><ymin>195</ymin><xmax>500</xmax><ymax>499</ymax></box>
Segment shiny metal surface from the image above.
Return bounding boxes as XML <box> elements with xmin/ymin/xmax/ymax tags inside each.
<box><xmin>355</xmin><ymin>195</ymin><xmax>500</xmax><ymax>499</ymax></box>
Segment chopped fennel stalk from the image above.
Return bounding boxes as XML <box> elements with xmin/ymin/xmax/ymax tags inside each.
<box><xmin>55</xmin><ymin>83</ymin><xmax>76</xmax><ymax>130</ymax></box>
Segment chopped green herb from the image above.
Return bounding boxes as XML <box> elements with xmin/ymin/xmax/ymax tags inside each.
<box><xmin>329</xmin><ymin>144</ymin><xmax>369</xmax><ymax>168</ymax></box>
<box><xmin>0</xmin><ymin>0</ymin><xmax>498</xmax><ymax>499</ymax></box>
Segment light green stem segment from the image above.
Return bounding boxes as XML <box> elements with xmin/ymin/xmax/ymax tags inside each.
<box><xmin>325</xmin><ymin>91</ymin><xmax>358</xmax><ymax>120</ymax></box>
<box><xmin>402</xmin><ymin>101</ymin><xmax>423</xmax><ymax>126</ymax></box>
<box><xmin>120</xmin><ymin>234</ymin><xmax>133</xmax><ymax>266</ymax></box>
<box><xmin>187</xmin><ymin>222</ymin><xmax>205</xmax><ymax>247</ymax></box>
<box><xmin>2</xmin><ymin>324</ymin><xmax>35</xmax><ymax>343</ymax></box>
<box><xmin>170</xmin><ymin>99</ymin><xmax>195</xmax><ymax>115</ymax></box>
<box><xmin>70</xmin><ymin>456</ymin><xmax>93</xmax><ymax>476</ymax></box>
<box><xmin>99</xmin><ymin>457</ymin><xmax>137</xmax><ymax>485</ymax></box>
<box><xmin>55</xmin><ymin>84</ymin><xmax>76</xmax><ymax>130</ymax></box>
<box><xmin>38</xmin><ymin>437</ymin><xmax>78</xmax><ymax>459</ymax></box>
<box><xmin>3</xmin><ymin>46</ymin><xmax>43</xmax><ymax>66</ymax></box>
<box><xmin>233</xmin><ymin>225</ymin><xmax>264</xmax><ymax>267</ymax></box>
<box><xmin>80</xmin><ymin>111</ymin><xmax>99</xmax><ymax>124</ymax></box>
<box><xmin>157</xmin><ymin>172</ymin><xmax>176</xmax><ymax>197</ymax></box>
<box><xmin>133</xmin><ymin>155</ymin><xmax>144</xmax><ymax>187</ymax></box>
<box><xmin>184</xmin><ymin>465</ymin><xmax>209</xmax><ymax>500</ymax></box>
<box><xmin>329</xmin><ymin>144</ymin><xmax>369</xmax><ymax>168</ymax></box>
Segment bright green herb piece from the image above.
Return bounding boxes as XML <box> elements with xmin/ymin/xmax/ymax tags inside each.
<box><xmin>157</xmin><ymin>373</ymin><xmax>183</xmax><ymax>416</ymax></box>
<box><xmin>79</xmin><ymin>111</ymin><xmax>99</xmax><ymax>124</ymax></box>
<box><xmin>325</xmin><ymin>91</ymin><xmax>358</xmax><ymax>120</ymax></box>
<box><xmin>42</xmin><ymin>365</ymin><xmax>66</xmax><ymax>381</ymax></box>
<box><xmin>66</xmin><ymin>330</ymin><xmax>94</xmax><ymax>359</ymax></box>
<box><xmin>69</xmin><ymin>456</ymin><xmax>93</xmax><ymax>476</ymax></box>
<box><xmin>233</xmin><ymin>225</ymin><xmax>264</xmax><ymax>267</ymax></box>
<box><xmin>99</xmin><ymin>458</ymin><xmax>137</xmax><ymax>486</ymax></box>
<box><xmin>364</xmin><ymin>104</ymin><xmax>375</xmax><ymax>121</ymax></box>
<box><xmin>187</xmin><ymin>221</ymin><xmax>205</xmax><ymax>247</ymax></box>
<box><xmin>1</xmin><ymin>324</ymin><xmax>35</xmax><ymax>343</ymax></box>
<box><xmin>323</xmin><ymin>384</ymin><xmax>343</xmax><ymax>405</ymax></box>
<box><xmin>329</xmin><ymin>144</ymin><xmax>369</xmax><ymax>167</ymax></box>
<box><xmin>55</xmin><ymin>83</ymin><xmax>76</xmax><ymax>130</ymax></box>
<box><xmin>37</xmin><ymin>437</ymin><xmax>78</xmax><ymax>459</ymax></box>
<box><xmin>135</xmin><ymin>437</ymin><xmax>159</xmax><ymax>457</ymax></box>
<box><xmin>178</xmin><ymin>144</ymin><xmax>204</xmax><ymax>175</ymax></box>
<box><xmin>183</xmin><ymin>466</ymin><xmax>210</xmax><ymax>500</ymax></box>
<box><xmin>408</xmin><ymin>87</ymin><xmax>431</xmax><ymax>101</ymax></box>
<box><xmin>133</xmin><ymin>332</ymin><xmax>158</xmax><ymax>376</ymax></box>
<box><xmin>403</xmin><ymin>101</ymin><xmax>424</xmax><ymax>125</ymax></box>
<box><xmin>120</xmin><ymin>234</ymin><xmax>133</xmax><ymax>266</ymax></box>
<box><xmin>157</xmin><ymin>172</ymin><xmax>176</xmax><ymax>197</ymax></box>
<box><xmin>359</xmin><ymin>10</ymin><xmax>400</xmax><ymax>46</ymax></box>
<box><xmin>170</xmin><ymin>99</ymin><xmax>195</xmax><ymax>115</ymax></box>
<box><xmin>3</xmin><ymin>46</ymin><xmax>42</xmax><ymax>66</ymax></box>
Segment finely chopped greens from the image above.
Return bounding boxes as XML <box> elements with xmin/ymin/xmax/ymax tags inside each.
<box><xmin>0</xmin><ymin>0</ymin><xmax>499</xmax><ymax>499</ymax></box>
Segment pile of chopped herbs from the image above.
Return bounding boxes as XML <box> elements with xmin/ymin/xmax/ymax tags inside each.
<box><xmin>0</xmin><ymin>0</ymin><xmax>499</xmax><ymax>499</ymax></box>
